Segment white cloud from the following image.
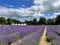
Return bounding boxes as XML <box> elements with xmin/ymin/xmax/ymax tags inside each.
<box><xmin>54</xmin><ymin>12</ymin><xmax>60</xmax><ymax>15</ymax></box>
<box><xmin>33</xmin><ymin>0</ymin><xmax>60</xmax><ymax>19</ymax></box>
<box><xmin>53</xmin><ymin>0</ymin><xmax>60</xmax><ymax>7</ymax></box>
<box><xmin>34</xmin><ymin>0</ymin><xmax>60</xmax><ymax>12</ymax></box>
<box><xmin>0</xmin><ymin>0</ymin><xmax>60</xmax><ymax>21</ymax></box>
<box><xmin>0</xmin><ymin>5</ymin><xmax>44</xmax><ymax>19</ymax></box>
<box><xmin>45</xmin><ymin>12</ymin><xmax>60</xmax><ymax>19</ymax></box>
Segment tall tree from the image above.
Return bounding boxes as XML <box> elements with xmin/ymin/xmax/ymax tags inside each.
<box><xmin>25</xmin><ymin>20</ymin><xmax>30</xmax><ymax>25</ymax></box>
<box><xmin>38</xmin><ymin>17</ymin><xmax>46</xmax><ymax>25</ymax></box>
<box><xmin>7</xmin><ymin>18</ymin><xmax>13</xmax><ymax>25</ymax></box>
<box><xmin>32</xmin><ymin>18</ymin><xmax>37</xmax><ymax>25</ymax></box>
<box><xmin>47</xmin><ymin>19</ymin><xmax>55</xmax><ymax>25</ymax></box>
<box><xmin>0</xmin><ymin>17</ymin><xmax>6</xmax><ymax>25</ymax></box>
<box><xmin>12</xmin><ymin>19</ymin><xmax>21</xmax><ymax>24</ymax></box>
<box><xmin>55</xmin><ymin>15</ymin><xmax>60</xmax><ymax>24</ymax></box>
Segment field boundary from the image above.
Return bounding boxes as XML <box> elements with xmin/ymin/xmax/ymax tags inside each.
<box><xmin>38</xmin><ymin>27</ymin><xmax>49</xmax><ymax>45</ymax></box>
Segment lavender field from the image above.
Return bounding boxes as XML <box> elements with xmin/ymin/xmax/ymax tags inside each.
<box><xmin>47</xmin><ymin>25</ymin><xmax>60</xmax><ymax>45</ymax></box>
<box><xmin>0</xmin><ymin>25</ymin><xmax>44</xmax><ymax>45</ymax></box>
<box><xmin>0</xmin><ymin>0</ymin><xmax>60</xmax><ymax>45</ymax></box>
<box><xmin>0</xmin><ymin>25</ymin><xmax>60</xmax><ymax>45</ymax></box>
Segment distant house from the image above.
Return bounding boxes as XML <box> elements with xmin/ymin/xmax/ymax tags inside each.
<box><xmin>12</xmin><ymin>23</ymin><xmax>26</xmax><ymax>26</ymax></box>
<box><xmin>23</xmin><ymin>24</ymin><xmax>26</xmax><ymax>25</ymax></box>
<box><xmin>12</xmin><ymin>23</ymin><xmax>15</xmax><ymax>25</ymax></box>
<box><xmin>20</xmin><ymin>23</ymin><xmax>26</xmax><ymax>26</ymax></box>
<box><xmin>17</xmin><ymin>24</ymin><xmax>21</xmax><ymax>25</ymax></box>
<box><xmin>14</xmin><ymin>24</ymin><xmax>17</xmax><ymax>25</ymax></box>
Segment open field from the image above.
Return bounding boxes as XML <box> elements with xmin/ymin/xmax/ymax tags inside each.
<box><xmin>0</xmin><ymin>25</ymin><xmax>60</xmax><ymax>45</ymax></box>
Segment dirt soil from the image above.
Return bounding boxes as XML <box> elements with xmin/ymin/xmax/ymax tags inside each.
<box><xmin>38</xmin><ymin>27</ymin><xmax>49</xmax><ymax>45</ymax></box>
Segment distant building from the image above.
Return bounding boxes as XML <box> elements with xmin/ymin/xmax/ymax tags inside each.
<box><xmin>14</xmin><ymin>24</ymin><xmax>17</xmax><ymax>25</ymax></box>
<box><xmin>12</xmin><ymin>23</ymin><xmax>15</xmax><ymax>25</ymax></box>
<box><xmin>12</xmin><ymin>23</ymin><xmax>26</xmax><ymax>26</ymax></box>
<box><xmin>21</xmin><ymin>24</ymin><xmax>24</xmax><ymax>25</ymax></box>
<box><xmin>23</xmin><ymin>24</ymin><xmax>26</xmax><ymax>25</ymax></box>
<box><xmin>17</xmin><ymin>24</ymin><xmax>21</xmax><ymax>25</ymax></box>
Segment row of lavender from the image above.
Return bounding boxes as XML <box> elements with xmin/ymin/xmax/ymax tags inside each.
<box><xmin>46</xmin><ymin>25</ymin><xmax>60</xmax><ymax>45</ymax></box>
<box><xmin>11</xmin><ymin>27</ymin><xmax>44</xmax><ymax>45</ymax></box>
<box><xmin>0</xmin><ymin>25</ymin><xmax>44</xmax><ymax>45</ymax></box>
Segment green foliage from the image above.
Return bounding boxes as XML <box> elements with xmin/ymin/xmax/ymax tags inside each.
<box><xmin>55</xmin><ymin>15</ymin><xmax>60</xmax><ymax>24</ymax></box>
<box><xmin>32</xmin><ymin>18</ymin><xmax>38</xmax><ymax>25</ymax></box>
<box><xmin>0</xmin><ymin>17</ymin><xmax>21</xmax><ymax>25</ymax></box>
<box><xmin>8</xmin><ymin>42</ymin><xmax>12</xmax><ymax>45</ymax></box>
<box><xmin>12</xmin><ymin>19</ymin><xmax>21</xmax><ymax>24</ymax></box>
<box><xmin>46</xmin><ymin>37</ymin><xmax>52</xmax><ymax>42</ymax></box>
<box><xmin>38</xmin><ymin>17</ymin><xmax>46</xmax><ymax>25</ymax></box>
<box><xmin>7</xmin><ymin>18</ymin><xmax>13</xmax><ymax>25</ymax></box>
<box><xmin>51</xmin><ymin>43</ymin><xmax>55</xmax><ymax>45</ymax></box>
<box><xmin>0</xmin><ymin>17</ymin><xmax>7</xmax><ymax>25</ymax></box>
<box><xmin>0</xmin><ymin>15</ymin><xmax>60</xmax><ymax>25</ymax></box>
<box><xmin>25</xmin><ymin>18</ymin><xmax>38</xmax><ymax>25</ymax></box>
<box><xmin>51</xmin><ymin>41</ymin><xmax>56</xmax><ymax>45</ymax></box>
<box><xmin>0</xmin><ymin>41</ymin><xmax>7</xmax><ymax>45</ymax></box>
<box><xmin>33</xmin><ymin>39</ymin><xmax>38</xmax><ymax>45</ymax></box>
<box><xmin>47</xmin><ymin>19</ymin><xmax>55</xmax><ymax>25</ymax></box>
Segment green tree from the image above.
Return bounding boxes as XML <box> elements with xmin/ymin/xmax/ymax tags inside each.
<box><xmin>0</xmin><ymin>17</ymin><xmax>6</xmax><ymax>25</ymax></box>
<box><xmin>7</xmin><ymin>18</ymin><xmax>21</xmax><ymax>25</ymax></box>
<box><xmin>32</xmin><ymin>18</ymin><xmax>38</xmax><ymax>25</ymax></box>
<box><xmin>38</xmin><ymin>17</ymin><xmax>46</xmax><ymax>25</ymax></box>
<box><xmin>25</xmin><ymin>20</ymin><xmax>31</xmax><ymax>25</ymax></box>
<box><xmin>7</xmin><ymin>18</ymin><xmax>13</xmax><ymax>25</ymax></box>
<box><xmin>55</xmin><ymin>15</ymin><xmax>60</xmax><ymax>24</ymax></box>
<box><xmin>29</xmin><ymin>20</ymin><xmax>33</xmax><ymax>25</ymax></box>
<box><xmin>47</xmin><ymin>19</ymin><xmax>55</xmax><ymax>25</ymax></box>
<box><xmin>15</xmin><ymin>20</ymin><xmax>21</xmax><ymax>24</ymax></box>
<box><xmin>12</xmin><ymin>19</ymin><xmax>21</xmax><ymax>24</ymax></box>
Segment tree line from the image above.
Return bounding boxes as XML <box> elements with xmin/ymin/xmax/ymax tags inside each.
<box><xmin>25</xmin><ymin>15</ymin><xmax>60</xmax><ymax>25</ymax></box>
<box><xmin>0</xmin><ymin>15</ymin><xmax>60</xmax><ymax>25</ymax></box>
<box><xmin>0</xmin><ymin>17</ymin><xmax>21</xmax><ymax>25</ymax></box>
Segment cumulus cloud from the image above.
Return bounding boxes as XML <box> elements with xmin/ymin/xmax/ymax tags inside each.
<box><xmin>34</xmin><ymin>0</ymin><xmax>60</xmax><ymax>12</ymax></box>
<box><xmin>33</xmin><ymin>0</ymin><xmax>60</xmax><ymax>19</ymax></box>
<box><xmin>0</xmin><ymin>7</ymin><xmax>32</xmax><ymax>18</ymax></box>
<box><xmin>53</xmin><ymin>12</ymin><xmax>60</xmax><ymax>18</ymax></box>
<box><xmin>0</xmin><ymin>5</ymin><xmax>44</xmax><ymax>19</ymax></box>
<box><xmin>0</xmin><ymin>0</ymin><xmax>60</xmax><ymax>21</ymax></box>
<box><xmin>53</xmin><ymin>12</ymin><xmax>60</xmax><ymax>16</ymax></box>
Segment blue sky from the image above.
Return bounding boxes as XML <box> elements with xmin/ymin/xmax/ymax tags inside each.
<box><xmin>0</xmin><ymin>0</ymin><xmax>60</xmax><ymax>21</ymax></box>
<box><xmin>0</xmin><ymin>0</ymin><xmax>34</xmax><ymax>8</ymax></box>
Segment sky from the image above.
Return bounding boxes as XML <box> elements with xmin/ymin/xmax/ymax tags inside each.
<box><xmin>0</xmin><ymin>0</ymin><xmax>60</xmax><ymax>21</ymax></box>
